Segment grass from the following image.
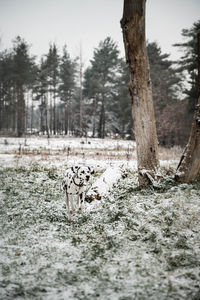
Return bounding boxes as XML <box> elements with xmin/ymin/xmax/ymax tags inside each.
<box><xmin>0</xmin><ymin>164</ymin><xmax>200</xmax><ymax>299</ymax></box>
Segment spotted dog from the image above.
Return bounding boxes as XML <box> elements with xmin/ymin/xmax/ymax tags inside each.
<box><xmin>62</xmin><ymin>166</ymin><xmax>94</xmax><ymax>220</ymax></box>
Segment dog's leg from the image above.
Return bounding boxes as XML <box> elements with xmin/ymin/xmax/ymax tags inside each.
<box><xmin>70</xmin><ymin>195</ymin><xmax>75</xmax><ymax>212</ymax></box>
<box><xmin>78</xmin><ymin>193</ymin><xmax>82</xmax><ymax>213</ymax></box>
<box><xmin>81</xmin><ymin>192</ymin><xmax>85</xmax><ymax>209</ymax></box>
<box><xmin>78</xmin><ymin>192</ymin><xmax>85</xmax><ymax>213</ymax></box>
<box><xmin>65</xmin><ymin>192</ymin><xmax>72</xmax><ymax>221</ymax></box>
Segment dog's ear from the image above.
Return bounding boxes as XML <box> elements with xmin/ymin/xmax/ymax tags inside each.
<box><xmin>71</xmin><ymin>166</ymin><xmax>79</xmax><ymax>174</ymax></box>
<box><xmin>88</xmin><ymin>166</ymin><xmax>94</xmax><ymax>174</ymax></box>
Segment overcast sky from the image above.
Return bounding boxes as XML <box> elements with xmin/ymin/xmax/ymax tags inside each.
<box><xmin>0</xmin><ymin>0</ymin><xmax>200</xmax><ymax>66</ymax></box>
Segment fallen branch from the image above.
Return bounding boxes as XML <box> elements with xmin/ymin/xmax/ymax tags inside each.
<box><xmin>86</xmin><ymin>165</ymin><xmax>126</xmax><ymax>202</ymax></box>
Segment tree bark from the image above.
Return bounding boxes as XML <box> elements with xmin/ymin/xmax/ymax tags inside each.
<box><xmin>121</xmin><ymin>0</ymin><xmax>159</xmax><ymax>186</ymax></box>
<box><xmin>175</xmin><ymin>32</ymin><xmax>200</xmax><ymax>183</ymax></box>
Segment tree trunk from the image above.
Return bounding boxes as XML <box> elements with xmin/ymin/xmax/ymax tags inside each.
<box><xmin>64</xmin><ymin>103</ymin><xmax>68</xmax><ymax>135</ymax></box>
<box><xmin>79</xmin><ymin>46</ymin><xmax>83</xmax><ymax>137</ymax></box>
<box><xmin>53</xmin><ymin>91</ymin><xmax>56</xmax><ymax>135</ymax></box>
<box><xmin>17</xmin><ymin>85</ymin><xmax>25</xmax><ymax>137</ymax></box>
<box><xmin>175</xmin><ymin>32</ymin><xmax>200</xmax><ymax>183</ymax></box>
<box><xmin>121</xmin><ymin>0</ymin><xmax>159</xmax><ymax>186</ymax></box>
<box><xmin>92</xmin><ymin>95</ymin><xmax>97</xmax><ymax>137</ymax></box>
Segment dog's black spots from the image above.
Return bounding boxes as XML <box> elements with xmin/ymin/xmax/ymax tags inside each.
<box><xmin>81</xmin><ymin>171</ymin><xmax>85</xmax><ymax>174</ymax></box>
<box><xmin>80</xmin><ymin>193</ymin><xmax>84</xmax><ymax>203</ymax></box>
<box><xmin>71</xmin><ymin>166</ymin><xmax>79</xmax><ymax>173</ymax></box>
<box><xmin>63</xmin><ymin>184</ymin><xmax>67</xmax><ymax>190</ymax></box>
<box><xmin>88</xmin><ymin>166</ymin><xmax>94</xmax><ymax>174</ymax></box>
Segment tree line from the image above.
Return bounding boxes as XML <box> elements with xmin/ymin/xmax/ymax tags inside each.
<box><xmin>0</xmin><ymin>20</ymin><xmax>199</xmax><ymax>146</ymax></box>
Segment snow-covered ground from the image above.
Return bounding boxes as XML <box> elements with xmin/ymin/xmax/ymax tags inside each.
<box><xmin>0</xmin><ymin>136</ymin><xmax>137</xmax><ymax>170</ymax></box>
<box><xmin>0</xmin><ymin>137</ymin><xmax>199</xmax><ymax>299</ymax></box>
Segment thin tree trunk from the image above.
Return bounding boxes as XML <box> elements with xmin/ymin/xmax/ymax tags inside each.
<box><xmin>50</xmin><ymin>91</ymin><xmax>53</xmax><ymax>134</ymax></box>
<box><xmin>0</xmin><ymin>94</ymin><xmax>2</xmax><ymax>131</ymax></box>
<box><xmin>175</xmin><ymin>32</ymin><xmax>200</xmax><ymax>182</ymax></box>
<box><xmin>121</xmin><ymin>0</ymin><xmax>159</xmax><ymax>186</ymax></box>
<box><xmin>79</xmin><ymin>46</ymin><xmax>83</xmax><ymax>137</ymax></box>
<box><xmin>17</xmin><ymin>85</ymin><xmax>25</xmax><ymax>137</ymax></box>
<box><xmin>53</xmin><ymin>91</ymin><xmax>56</xmax><ymax>135</ymax></box>
<box><xmin>64</xmin><ymin>103</ymin><xmax>68</xmax><ymax>135</ymax></box>
<box><xmin>92</xmin><ymin>95</ymin><xmax>97</xmax><ymax>137</ymax></box>
<box><xmin>98</xmin><ymin>101</ymin><xmax>105</xmax><ymax>139</ymax></box>
<box><xmin>30</xmin><ymin>94</ymin><xmax>34</xmax><ymax>133</ymax></box>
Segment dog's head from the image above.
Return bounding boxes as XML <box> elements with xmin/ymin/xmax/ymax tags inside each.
<box><xmin>77</xmin><ymin>166</ymin><xmax>95</xmax><ymax>182</ymax></box>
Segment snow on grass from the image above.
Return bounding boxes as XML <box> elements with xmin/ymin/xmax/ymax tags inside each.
<box><xmin>0</xmin><ymin>158</ymin><xmax>200</xmax><ymax>299</ymax></box>
<box><xmin>0</xmin><ymin>136</ymin><xmax>137</xmax><ymax>170</ymax></box>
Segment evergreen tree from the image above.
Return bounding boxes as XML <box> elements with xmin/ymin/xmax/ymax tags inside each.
<box><xmin>0</xmin><ymin>50</ymin><xmax>15</xmax><ymax>131</ymax></box>
<box><xmin>59</xmin><ymin>46</ymin><xmax>77</xmax><ymax>134</ymax></box>
<box><xmin>84</xmin><ymin>37</ymin><xmax>120</xmax><ymax>138</ymax></box>
<box><xmin>173</xmin><ymin>20</ymin><xmax>200</xmax><ymax>111</ymax></box>
<box><xmin>45</xmin><ymin>43</ymin><xmax>60</xmax><ymax>134</ymax></box>
<box><xmin>111</xmin><ymin>59</ymin><xmax>132</xmax><ymax>138</ymax></box>
<box><xmin>147</xmin><ymin>42</ymin><xmax>183</xmax><ymax>146</ymax></box>
<box><xmin>12</xmin><ymin>36</ymin><xmax>36</xmax><ymax>137</ymax></box>
<box><xmin>33</xmin><ymin>58</ymin><xmax>49</xmax><ymax>134</ymax></box>
<box><xmin>83</xmin><ymin>66</ymin><xmax>100</xmax><ymax>137</ymax></box>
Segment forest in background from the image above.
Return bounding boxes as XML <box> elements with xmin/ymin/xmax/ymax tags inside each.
<box><xmin>0</xmin><ymin>20</ymin><xmax>199</xmax><ymax>147</ymax></box>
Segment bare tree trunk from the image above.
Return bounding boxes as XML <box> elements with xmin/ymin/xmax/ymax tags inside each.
<box><xmin>175</xmin><ymin>32</ymin><xmax>200</xmax><ymax>183</ymax></box>
<box><xmin>49</xmin><ymin>91</ymin><xmax>53</xmax><ymax>134</ymax></box>
<box><xmin>121</xmin><ymin>0</ymin><xmax>159</xmax><ymax>186</ymax></box>
<box><xmin>53</xmin><ymin>91</ymin><xmax>56</xmax><ymax>135</ymax></box>
<box><xmin>17</xmin><ymin>85</ymin><xmax>25</xmax><ymax>137</ymax></box>
<box><xmin>30</xmin><ymin>93</ymin><xmax>34</xmax><ymax>134</ymax></box>
<box><xmin>92</xmin><ymin>95</ymin><xmax>97</xmax><ymax>137</ymax></box>
<box><xmin>79</xmin><ymin>45</ymin><xmax>84</xmax><ymax>137</ymax></box>
<box><xmin>64</xmin><ymin>103</ymin><xmax>68</xmax><ymax>135</ymax></box>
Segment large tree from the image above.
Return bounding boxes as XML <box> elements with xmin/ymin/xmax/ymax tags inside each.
<box><xmin>175</xmin><ymin>32</ymin><xmax>200</xmax><ymax>183</ymax></box>
<box><xmin>121</xmin><ymin>0</ymin><xmax>159</xmax><ymax>186</ymax></box>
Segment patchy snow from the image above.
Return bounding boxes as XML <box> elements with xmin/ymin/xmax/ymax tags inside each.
<box><xmin>0</xmin><ymin>137</ymin><xmax>199</xmax><ymax>299</ymax></box>
<box><xmin>0</xmin><ymin>136</ymin><xmax>137</xmax><ymax>170</ymax></box>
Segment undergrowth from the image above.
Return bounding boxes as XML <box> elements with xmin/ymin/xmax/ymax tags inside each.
<box><xmin>0</xmin><ymin>165</ymin><xmax>199</xmax><ymax>300</ymax></box>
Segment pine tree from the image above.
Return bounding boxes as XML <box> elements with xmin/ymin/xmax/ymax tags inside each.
<box><xmin>59</xmin><ymin>45</ymin><xmax>77</xmax><ymax>135</ymax></box>
<box><xmin>12</xmin><ymin>36</ymin><xmax>36</xmax><ymax>137</ymax></box>
<box><xmin>147</xmin><ymin>42</ymin><xmax>183</xmax><ymax>146</ymax></box>
<box><xmin>174</xmin><ymin>20</ymin><xmax>200</xmax><ymax>111</ymax></box>
<box><xmin>46</xmin><ymin>43</ymin><xmax>60</xmax><ymax>134</ymax></box>
<box><xmin>109</xmin><ymin>59</ymin><xmax>132</xmax><ymax>138</ymax></box>
<box><xmin>84</xmin><ymin>37</ymin><xmax>120</xmax><ymax>138</ymax></box>
<box><xmin>33</xmin><ymin>58</ymin><xmax>49</xmax><ymax>134</ymax></box>
<box><xmin>0</xmin><ymin>50</ymin><xmax>15</xmax><ymax>132</ymax></box>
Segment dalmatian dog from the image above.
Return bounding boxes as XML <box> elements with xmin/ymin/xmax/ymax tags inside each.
<box><xmin>62</xmin><ymin>166</ymin><xmax>94</xmax><ymax>220</ymax></box>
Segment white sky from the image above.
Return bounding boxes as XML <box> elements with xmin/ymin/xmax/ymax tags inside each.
<box><xmin>0</xmin><ymin>0</ymin><xmax>200</xmax><ymax>66</ymax></box>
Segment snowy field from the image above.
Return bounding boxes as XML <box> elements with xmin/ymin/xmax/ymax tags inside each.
<box><xmin>0</xmin><ymin>136</ymin><xmax>200</xmax><ymax>299</ymax></box>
